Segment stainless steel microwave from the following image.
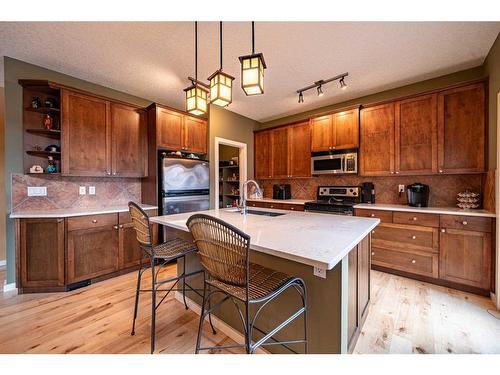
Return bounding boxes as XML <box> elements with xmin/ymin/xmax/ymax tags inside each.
<box><xmin>311</xmin><ymin>151</ymin><xmax>358</xmax><ymax>175</ymax></box>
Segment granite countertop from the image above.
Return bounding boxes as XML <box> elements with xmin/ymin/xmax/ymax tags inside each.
<box><xmin>10</xmin><ymin>204</ymin><xmax>158</xmax><ymax>219</ymax></box>
<box><xmin>247</xmin><ymin>198</ymin><xmax>309</xmax><ymax>205</ymax></box>
<box><xmin>354</xmin><ymin>203</ymin><xmax>496</xmax><ymax>218</ymax></box>
<box><xmin>150</xmin><ymin>207</ymin><xmax>379</xmax><ymax>270</ymax></box>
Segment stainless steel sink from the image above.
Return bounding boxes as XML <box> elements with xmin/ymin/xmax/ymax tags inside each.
<box><xmin>245</xmin><ymin>210</ymin><xmax>286</xmax><ymax>217</ymax></box>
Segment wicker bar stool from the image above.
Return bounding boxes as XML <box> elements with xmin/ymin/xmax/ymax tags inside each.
<box><xmin>128</xmin><ymin>202</ymin><xmax>215</xmax><ymax>354</ymax></box>
<box><xmin>187</xmin><ymin>214</ymin><xmax>308</xmax><ymax>354</ymax></box>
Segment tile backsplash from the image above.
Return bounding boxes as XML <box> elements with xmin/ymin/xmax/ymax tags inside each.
<box><xmin>258</xmin><ymin>174</ymin><xmax>488</xmax><ymax>208</ymax></box>
<box><xmin>11</xmin><ymin>174</ymin><xmax>141</xmax><ymax>213</ymax></box>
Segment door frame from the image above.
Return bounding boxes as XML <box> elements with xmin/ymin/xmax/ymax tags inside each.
<box><xmin>495</xmin><ymin>92</ymin><xmax>500</xmax><ymax>309</ymax></box>
<box><xmin>214</xmin><ymin>137</ymin><xmax>248</xmax><ymax>209</ymax></box>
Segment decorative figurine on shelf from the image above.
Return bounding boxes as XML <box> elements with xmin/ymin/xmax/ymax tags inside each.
<box><xmin>31</xmin><ymin>97</ymin><xmax>41</xmax><ymax>109</ymax></box>
<box><xmin>29</xmin><ymin>165</ymin><xmax>44</xmax><ymax>174</ymax></box>
<box><xmin>45</xmin><ymin>144</ymin><xmax>60</xmax><ymax>153</ymax></box>
<box><xmin>46</xmin><ymin>156</ymin><xmax>57</xmax><ymax>174</ymax></box>
<box><xmin>44</xmin><ymin>97</ymin><xmax>58</xmax><ymax>108</ymax></box>
<box><xmin>43</xmin><ymin>114</ymin><xmax>53</xmax><ymax>130</ymax></box>
<box><xmin>33</xmin><ymin>144</ymin><xmax>43</xmax><ymax>151</ymax></box>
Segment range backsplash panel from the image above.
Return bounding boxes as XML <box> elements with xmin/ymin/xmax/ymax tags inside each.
<box><xmin>11</xmin><ymin>174</ymin><xmax>141</xmax><ymax>213</ymax></box>
<box><xmin>258</xmin><ymin>174</ymin><xmax>487</xmax><ymax>208</ymax></box>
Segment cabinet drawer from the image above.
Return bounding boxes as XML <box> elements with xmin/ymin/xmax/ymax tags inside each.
<box><xmin>67</xmin><ymin>213</ymin><xmax>118</xmax><ymax>231</ymax></box>
<box><xmin>372</xmin><ymin>223</ymin><xmax>438</xmax><ymax>252</ymax></box>
<box><xmin>393</xmin><ymin>212</ymin><xmax>439</xmax><ymax>227</ymax></box>
<box><xmin>371</xmin><ymin>246</ymin><xmax>438</xmax><ymax>278</ymax></box>
<box><xmin>355</xmin><ymin>209</ymin><xmax>393</xmax><ymax>223</ymax></box>
<box><xmin>440</xmin><ymin>215</ymin><xmax>492</xmax><ymax>233</ymax></box>
<box><xmin>280</xmin><ymin>203</ymin><xmax>304</xmax><ymax>211</ymax></box>
<box><xmin>118</xmin><ymin>209</ymin><xmax>157</xmax><ymax>224</ymax></box>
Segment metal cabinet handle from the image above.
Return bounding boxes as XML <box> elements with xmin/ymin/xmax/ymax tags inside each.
<box><xmin>411</xmin><ymin>259</ymin><xmax>416</xmax><ymax>264</ymax></box>
<box><xmin>412</xmin><ymin>217</ymin><xmax>417</xmax><ymax>221</ymax></box>
<box><xmin>441</xmin><ymin>228</ymin><xmax>446</xmax><ymax>233</ymax></box>
<box><xmin>92</xmin><ymin>219</ymin><xmax>98</xmax><ymax>223</ymax></box>
<box><xmin>270</xmin><ymin>205</ymin><xmax>274</xmax><ymax>208</ymax></box>
<box><xmin>371</xmin><ymin>251</ymin><xmax>375</xmax><ymax>256</ymax></box>
<box><xmin>370</xmin><ymin>213</ymin><xmax>375</xmax><ymax>217</ymax></box>
<box><xmin>412</xmin><ymin>235</ymin><xmax>416</xmax><ymax>240</ymax></box>
<box><xmin>290</xmin><ymin>207</ymin><xmax>295</xmax><ymax>210</ymax></box>
<box><xmin>439</xmin><ymin>169</ymin><xmax>443</xmax><ymax>173</ymax></box>
<box><xmin>462</xmin><ymin>221</ymin><xmax>468</xmax><ymax>225</ymax></box>
<box><xmin>372</xmin><ymin>230</ymin><xmax>375</xmax><ymax>234</ymax></box>
<box><xmin>113</xmin><ymin>225</ymin><xmax>119</xmax><ymax>230</ymax></box>
<box><xmin>119</xmin><ymin>224</ymin><xmax>124</xmax><ymax>229</ymax></box>
<box><xmin>390</xmin><ymin>171</ymin><xmax>394</xmax><ymax>174</ymax></box>
<box><xmin>105</xmin><ymin>171</ymin><xmax>111</xmax><ymax>176</ymax></box>
<box><xmin>395</xmin><ymin>171</ymin><xmax>399</xmax><ymax>174</ymax></box>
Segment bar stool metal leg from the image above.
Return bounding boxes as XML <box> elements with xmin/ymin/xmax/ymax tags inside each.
<box><xmin>131</xmin><ymin>255</ymin><xmax>144</xmax><ymax>336</ymax></box>
<box><xmin>195</xmin><ymin>280</ymin><xmax>208</xmax><ymax>354</ymax></box>
<box><xmin>150</xmin><ymin>256</ymin><xmax>156</xmax><ymax>354</ymax></box>
<box><xmin>182</xmin><ymin>256</ymin><xmax>188</xmax><ymax>310</ymax></box>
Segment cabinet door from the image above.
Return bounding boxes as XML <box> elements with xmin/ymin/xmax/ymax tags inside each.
<box><xmin>357</xmin><ymin>236</ymin><xmax>370</xmax><ymax>324</ymax></box>
<box><xmin>61</xmin><ymin>89</ymin><xmax>110</xmax><ymax>176</ymax></box>
<box><xmin>347</xmin><ymin>247</ymin><xmax>359</xmax><ymax>352</ymax></box>
<box><xmin>395</xmin><ymin>94</ymin><xmax>437</xmax><ymax>175</ymax></box>
<box><xmin>157</xmin><ymin>107</ymin><xmax>184</xmax><ymax>150</ymax></box>
<box><xmin>359</xmin><ymin>103</ymin><xmax>395</xmax><ymax>176</ymax></box>
<box><xmin>67</xmin><ymin>225</ymin><xmax>119</xmax><ymax>284</ymax></box>
<box><xmin>119</xmin><ymin>223</ymin><xmax>143</xmax><ymax>269</ymax></box>
<box><xmin>254</xmin><ymin>131</ymin><xmax>272</xmax><ymax>179</ymax></box>
<box><xmin>333</xmin><ymin>108</ymin><xmax>359</xmax><ymax>150</ymax></box>
<box><xmin>310</xmin><ymin>115</ymin><xmax>333</xmax><ymax>152</ymax></box>
<box><xmin>19</xmin><ymin>219</ymin><xmax>65</xmax><ymax>289</ymax></box>
<box><xmin>289</xmin><ymin>122</ymin><xmax>311</xmax><ymax>177</ymax></box>
<box><xmin>439</xmin><ymin>228</ymin><xmax>491</xmax><ymax>290</ymax></box>
<box><xmin>111</xmin><ymin>103</ymin><xmax>147</xmax><ymax>177</ymax></box>
<box><xmin>271</xmin><ymin>127</ymin><xmax>290</xmax><ymax>178</ymax></box>
<box><xmin>184</xmin><ymin>116</ymin><xmax>207</xmax><ymax>154</ymax></box>
<box><xmin>437</xmin><ymin>83</ymin><xmax>485</xmax><ymax>174</ymax></box>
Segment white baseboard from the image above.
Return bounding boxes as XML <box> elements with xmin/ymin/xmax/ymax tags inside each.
<box><xmin>0</xmin><ymin>260</ymin><xmax>6</xmax><ymax>267</ymax></box>
<box><xmin>3</xmin><ymin>282</ymin><xmax>17</xmax><ymax>293</ymax></box>
<box><xmin>174</xmin><ymin>292</ymin><xmax>268</xmax><ymax>354</ymax></box>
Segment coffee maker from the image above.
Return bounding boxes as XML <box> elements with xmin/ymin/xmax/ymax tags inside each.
<box><xmin>406</xmin><ymin>183</ymin><xmax>430</xmax><ymax>207</ymax></box>
<box><xmin>360</xmin><ymin>182</ymin><xmax>375</xmax><ymax>204</ymax></box>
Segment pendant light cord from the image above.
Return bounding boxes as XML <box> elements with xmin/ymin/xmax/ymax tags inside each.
<box><xmin>251</xmin><ymin>21</ymin><xmax>255</xmax><ymax>54</ymax></box>
<box><xmin>220</xmin><ymin>21</ymin><xmax>223</xmax><ymax>70</ymax></box>
<box><xmin>195</xmin><ymin>21</ymin><xmax>198</xmax><ymax>81</ymax></box>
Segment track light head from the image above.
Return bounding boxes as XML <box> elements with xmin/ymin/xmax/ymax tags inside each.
<box><xmin>317</xmin><ymin>85</ymin><xmax>324</xmax><ymax>97</ymax></box>
<box><xmin>298</xmin><ymin>91</ymin><xmax>304</xmax><ymax>103</ymax></box>
<box><xmin>340</xmin><ymin>77</ymin><xmax>347</xmax><ymax>90</ymax></box>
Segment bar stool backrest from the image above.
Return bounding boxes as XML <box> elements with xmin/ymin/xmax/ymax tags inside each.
<box><xmin>187</xmin><ymin>214</ymin><xmax>251</xmax><ymax>287</ymax></box>
<box><xmin>128</xmin><ymin>202</ymin><xmax>153</xmax><ymax>250</ymax></box>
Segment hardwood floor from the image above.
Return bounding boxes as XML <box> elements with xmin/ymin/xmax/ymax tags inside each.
<box><xmin>0</xmin><ymin>264</ymin><xmax>244</xmax><ymax>354</ymax></box>
<box><xmin>354</xmin><ymin>270</ymin><xmax>500</xmax><ymax>354</ymax></box>
<box><xmin>0</xmin><ymin>265</ymin><xmax>498</xmax><ymax>354</ymax></box>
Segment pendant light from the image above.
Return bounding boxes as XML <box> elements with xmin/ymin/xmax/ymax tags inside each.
<box><xmin>238</xmin><ymin>21</ymin><xmax>267</xmax><ymax>96</ymax></box>
<box><xmin>208</xmin><ymin>22</ymin><xmax>235</xmax><ymax>107</ymax></box>
<box><xmin>184</xmin><ymin>21</ymin><xmax>209</xmax><ymax>116</ymax></box>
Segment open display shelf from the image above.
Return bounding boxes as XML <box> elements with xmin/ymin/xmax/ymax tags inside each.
<box><xmin>219</xmin><ymin>163</ymin><xmax>240</xmax><ymax>208</ymax></box>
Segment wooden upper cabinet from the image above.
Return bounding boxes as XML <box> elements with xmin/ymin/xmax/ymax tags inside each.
<box><xmin>111</xmin><ymin>103</ymin><xmax>147</xmax><ymax>177</ymax></box>
<box><xmin>395</xmin><ymin>94</ymin><xmax>438</xmax><ymax>175</ymax></box>
<box><xmin>289</xmin><ymin>122</ymin><xmax>311</xmax><ymax>177</ymax></box>
<box><xmin>157</xmin><ymin>107</ymin><xmax>184</xmax><ymax>150</ymax></box>
<box><xmin>437</xmin><ymin>83</ymin><xmax>486</xmax><ymax>174</ymax></box>
<box><xmin>62</xmin><ymin>89</ymin><xmax>110</xmax><ymax>176</ymax></box>
<box><xmin>184</xmin><ymin>116</ymin><xmax>207</xmax><ymax>154</ymax></box>
<box><xmin>311</xmin><ymin>115</ymin><xmax>333</xmax><ymax>152</ymax></box>
<box><xmin>271</xmin><ymin>127</ymin><xmax>290</xmax><ymax>178</ymax></box>
<box><xmin>359</xmin><ymin>103</ymin><xmax>395</xmax><ymax>176</ymax></box>
<box><xmin>310</xmin><ymin>108</ymin><xmax>359</xmax><ymax>152</ymax></box>
<box><xmin>255</xmin><ymin>130</ymin><xmax>272</xmax><ymax>179</ymax></box>
<box><xmin>333</xmin><ymin>108</ymin><xmax>359</xmax><ymax>150</ymax></box>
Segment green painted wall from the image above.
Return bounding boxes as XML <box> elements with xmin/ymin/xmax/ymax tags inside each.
<box><xmin>208</xmin><ymin>105</ymin><xmax>258</xmax><ymax>208</ymax></box>
<box><xmin>483</xmin><ymin>33</ymin><xmax>500</xmax><ymax>169</ymax></box>
<box><xmin>3</xmin><ymin>57</ymin><xmax>153</xmax><ymax>284</ymax></box>
<box><xmin>0</xmin><ymin>87</ymin><xmax>6</xmax><ymax>263</ymax></box>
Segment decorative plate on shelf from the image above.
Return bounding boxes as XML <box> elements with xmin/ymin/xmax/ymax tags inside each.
<box><xmin>456</xmin><ymin>190</ymin><xmax>481</xmax><ymax>210</ymax></box>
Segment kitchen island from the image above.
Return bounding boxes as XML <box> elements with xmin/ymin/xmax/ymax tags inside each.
<box><xmin>150</xmin><ymin>208</ymin><xmax>379</xmax><ymax>353</ymax></box>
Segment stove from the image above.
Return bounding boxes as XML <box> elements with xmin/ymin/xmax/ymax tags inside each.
<box><xmin>304</xmin><ymin>186</ymin><xmax>361</xmax><ymax>216</ymax></box>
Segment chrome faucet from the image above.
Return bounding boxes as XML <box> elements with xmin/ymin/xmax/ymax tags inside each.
<box><xmin>239</xmin><ymin>179</ymin><xmax>262</xmax><ymax>215</ymax></box>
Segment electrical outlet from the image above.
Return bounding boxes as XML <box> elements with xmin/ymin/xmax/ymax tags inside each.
<box><xmin>88</xmin><ymin>186</ymin><xmax>96</xmax><ymax>195</ymax></box>
<box><xmin>398</xmin><ymin>185</ymin><xmax>405</xmax><ymax>193</ymax></box>
<box><xmin>79</xmin><ymin>186</ymin><xmax>86</xmax><ymax>195</ymax></box>
<box><xmin>313</xmin><ymin>267</ymin><xmax>326</xmax><ymax>279</ymax></box>
<box><xmin>27</xmin><ymin>186</ymin><xmax>47</xmax><ymax>196</ymax></box>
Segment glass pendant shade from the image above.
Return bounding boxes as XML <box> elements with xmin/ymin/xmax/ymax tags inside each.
<box><xmin>238</xmin><ymin>53</ymin><xmax>266</xmax><ymax>96</ymax></box>
<box><xmin>184</xmin><ymin>84</ymin><xmax>208</xmax><ymax>116</ymax></box>
<box><xmin>208</xmin><ymin>70</ymin><xmax>235</xmax><ymax>107</ymax></box>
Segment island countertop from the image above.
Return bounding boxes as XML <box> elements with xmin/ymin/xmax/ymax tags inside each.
<box><xmin>150</xmin><ymin>208</ymin><xmax>379</xmax><ymax>271</ymax></box>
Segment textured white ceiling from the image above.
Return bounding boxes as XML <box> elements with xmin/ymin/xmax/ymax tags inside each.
<box><xmin>0</xmin><ymin>22</ymin><xmax>499</xmax><ymax>122</ymax></box>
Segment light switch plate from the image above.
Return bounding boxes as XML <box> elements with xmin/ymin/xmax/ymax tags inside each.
<box><xmin>313</xmin><ymin>266</ymin><xmax>326</xmax><ymax>279</ymax></box>
<box><xmin>398</xmin><ymin>184</ymin><xmax>405</xmax><ymax>193</ymax></box>
<box><xmin>79</xmin><ymin>186</ymin><xmax>86</xmax><ymax>195</ymax></box>
<box><xmin>89</xmin><ymin>186</ymin><xmax>96</xmax><ymax>195</ymax></box>
<box><xmin>27</xmin><ymin>186</ymin><xmax>47</xmax><ymax>197</ymax></box>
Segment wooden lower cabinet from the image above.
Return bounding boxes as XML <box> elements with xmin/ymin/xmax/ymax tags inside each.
<box><xmin>67</xmin><ymin>225</ymin><xmax>120</xmax><ymax>284</ymax></box>
<box><xmin>347</xmin><ymin>236</ymin><xmax>371</xmax><ymax>353</ymax></box>
<box><xmin>439</xmin><ymin>228</ymin><xmax>491</xmax><ymax>290</ymax></box>
<box><xmin>19</xmin><ymin>218</ymin><xmax>65</xmax><ymax>291</ymax></box>
<box><xmin>246</xmin><ymin>200</ymin><xmax>305</xmax><ymax>211</ymax></box>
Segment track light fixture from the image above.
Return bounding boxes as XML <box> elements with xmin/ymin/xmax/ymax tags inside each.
<box><xmin>296</xmin><ymin>73</ymin><xmax>348</xmax><ymax>103</ymax></box>
<box><xmin>298</xmin><ymin>91</ymin><xmax>304</xmax><ymax>103</ymax></box>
